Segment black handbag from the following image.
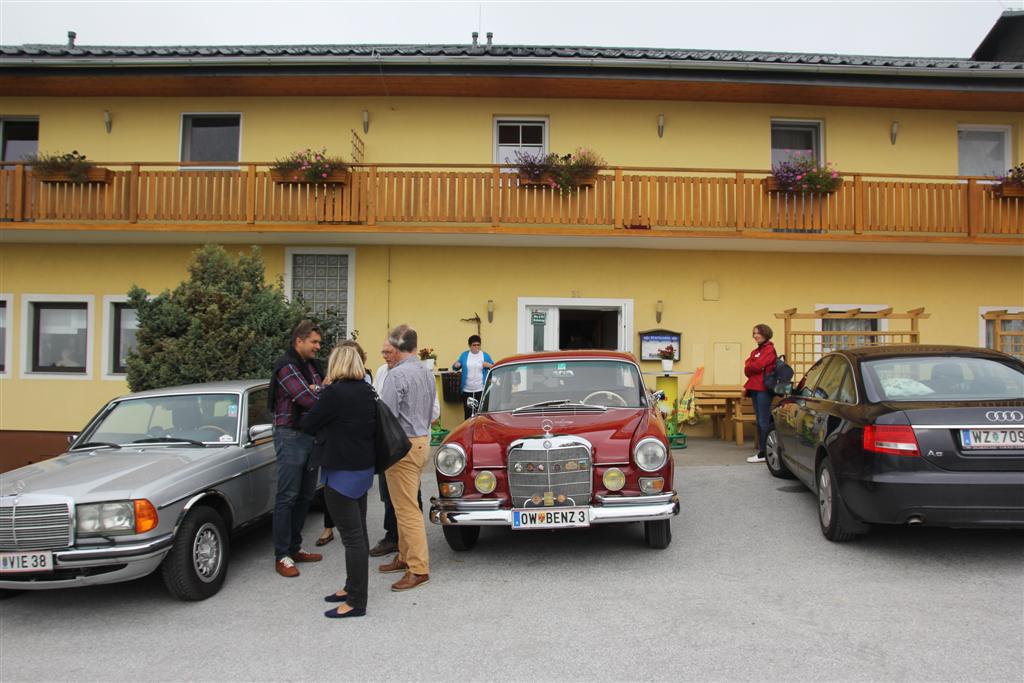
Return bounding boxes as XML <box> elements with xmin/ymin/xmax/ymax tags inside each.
<box><xmin>374</xmin><ymin>393</ymin><xmax>411</xmax><ymax>473</ymax></box>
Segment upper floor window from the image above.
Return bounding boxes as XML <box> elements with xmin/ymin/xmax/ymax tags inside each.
<box><xmin>771</xmin><ymin>120</ymin><xmax>822</xmax><ymax>166</ymax></box>
<box><xmin>494</xmin><ymin>118</ymin><xmax>547</xmax><ymax>167</ymax></box>
<box><xmin>32</xmin><ymin>302</ymin><xmax>88</xmax><ymax>373</ymax></box>
<box><xmin>958</xmin><ymin>125</ymin><xmax>1011</xmax><ymax>177</ymax></box>
<box><xmin>181</xmin><ymin>114</ymin><xmax>240</xmax><ymax>164</ymax></box>
<box><xmin>1</xmin><ymin>118</ymin><xmax>38</xmax><ymax>168</ymax></box>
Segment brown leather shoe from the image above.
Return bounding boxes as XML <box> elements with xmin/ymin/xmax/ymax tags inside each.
<box><xmin>369</xmin><ymin>538</ymin><xmax>398</xmax><ymax>557</ymax></box>
<box><xmin>378</xmin><ymin>558</ymin><xmax>409</xmax><ymax>574</ymax></box>
<box><xmin>391</xmin><ymin>571</ymin><xmax>429</xmax><ymax>592</ymax></box>
<box><xmin>275</xmin><ymin>558</ymin><xmax>300</xmax><ymax>578</ymax></box>
<box><xmin>292</xmin><ymin>549</ymin><xmax>323</xmax><ymax>563</ymax></box>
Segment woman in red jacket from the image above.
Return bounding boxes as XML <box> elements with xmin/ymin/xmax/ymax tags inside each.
<box><xmin>743</xmin><ymin>323</ymin><xmax>778</xmax><ymax>463</ymax></box>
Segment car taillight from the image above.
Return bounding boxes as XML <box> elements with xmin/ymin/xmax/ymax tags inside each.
<box><xmin>863</xmin><ymin>425</ymin><xmax>920</xmax><ymax>457</ymax></box>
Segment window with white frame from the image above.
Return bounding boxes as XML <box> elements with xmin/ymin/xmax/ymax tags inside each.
<box><xmin>0</xmin><ymin>297</ymin><xmax>9</xmax><ymax>375</ymax></box>
<box><xmin>285</xmin><ymin>249</ymin><xmax>353</xmax><ymax>340</ymax></box>
<box><xmin>958</xmin><ymin>126</ymin><xmax>1011</xmax><ymax>177</ymax></box>
<box><xmin>1</xmin><ymin>118</ymin><xmax>38</xmax><ymax>168</ymax></box>
<box><xmin>494</xmin><ymin>118</ymin><xmax>547</xmax><ymax>168</ymax></box>
<box><xmin>771</xmin><ymin>120</ymin><xmax>822</xmax><ymax>166</ymax></box>
<box><xmin>181</xmin><ymin>114</ymin><xmax>241</xmax><ymax>164</ymax></box>
<box><xmin>817</xmin><ymin>304</ymin><xmax>889</xmax><ymax>353</ymax></box>
<box><xmin>112</xmin><ymin>302</ymin><xmax>139</xmax><ymax>374</ymax></box>
<box><xmin>31</xmin><ymin>302</ymin><xmax>88</xmax><ymax>373</ymax></box>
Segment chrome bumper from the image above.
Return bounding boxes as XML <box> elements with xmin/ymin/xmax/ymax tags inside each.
<box><xmin>429</xmin><ymin>493</ymin><xmax>680</xmax><ymax>526</ymax></box>
<box><xmin>0</xmin><ymin>533</ymin><xmax>174</xmax><ymax>590</ymax></box>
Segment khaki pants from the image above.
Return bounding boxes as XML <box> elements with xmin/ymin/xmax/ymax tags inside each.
<box><xmin>384</xmin><ymin>436</ymin><xmax>430</xmax><ymax>575</ymax></box>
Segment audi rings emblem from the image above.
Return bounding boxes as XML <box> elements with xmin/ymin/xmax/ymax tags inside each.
<box><xmin>985</xmin><ymin>410</ymin><xmax>1023</xmax><ymax>422</ymax></box>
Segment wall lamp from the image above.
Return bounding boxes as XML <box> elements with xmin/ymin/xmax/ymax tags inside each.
<box><xmin>657</xmin><ymin>113</ymin><xmax>665</xmax><ymax>138</ymax></box>
<box><xmin>362</xmin><ymin>109</ymin><xmax>370</xmax><ymax>134</ymax></box>
<box><xmin>487</xmin><ymin>299</ymin><xmax>495</xmax><ymax>323</ymax></box>
<box><xmin>103</xmin><ymin>110</ymin><xmax>112</xmax><ymax>134</ymax></box>
<box><xmin>890</xmin><ymin>120</ymin><xmax>899</xmax><ymax>145</ymax></box>
<box><xmin>655</xmin><ymin>299</ymin><xmax>664</xmax><ymax>323</ymax></box>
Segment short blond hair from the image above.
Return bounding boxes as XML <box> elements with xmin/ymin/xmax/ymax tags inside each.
<box><xmin>325</xmin><ymin>345</ymin><xmax>366</xmax><ymax>383</ymax></box>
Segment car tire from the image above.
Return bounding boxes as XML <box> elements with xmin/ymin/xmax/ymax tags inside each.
<box><xmin>816</xmin><ymin>457</ymin><xmax>859</xmax><ymax>542</ymax></box>
<box><xmin>442</xmin><ymin>525</ymin><xmax>481</xmax><ymax>551</ymax></box>
<box><xmin>765</xmin><ymin>429</ymin><xmax>795</xmax><ymax>479</ymax></box>
<box><xmin>161</xmin><ymin>506</ymin><xmax>230</xmax><ymax>601</ymax></box>
<box><xmin>644</xmin><ymin>519</ymin><xmax>672</xmax><ymax>549</ymax></box>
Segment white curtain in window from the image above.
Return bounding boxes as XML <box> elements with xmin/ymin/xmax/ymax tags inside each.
<box><xmin>958</xmin><ymin>129</ymin><xmax>1008</xmax><ymax>177</ymax></box>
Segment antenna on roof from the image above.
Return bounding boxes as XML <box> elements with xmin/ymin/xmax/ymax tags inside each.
<box><xmin>67</xmin><ymin>31</ymin><xmax>77</xmax><ymax>48</ymax></box>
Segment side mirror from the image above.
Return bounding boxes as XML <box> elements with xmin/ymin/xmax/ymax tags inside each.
<box><xmin>651</xmin><ymin>390</ymin><xmax>666</xmax><ymax>402</ymax></box>
<box><xmin>66</xmin><ymin>433</ymin><xmax>78</xmax><ymax>446</ymax></box>
<box><xmin>248</xmin><ymin>423</ymin><xmax>273</xmax><ymax>443</ymax></box>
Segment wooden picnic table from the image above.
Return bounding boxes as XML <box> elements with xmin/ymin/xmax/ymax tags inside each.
<box><xmin>692</xmin><ymin>385</ymin><xmax>756</xmax><ymax>446</ymax></box>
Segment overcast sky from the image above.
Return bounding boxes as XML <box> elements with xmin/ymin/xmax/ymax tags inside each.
<box><xmin>0</xmin><ymin>0</ymin><xmax>1018</xmax><ymax>58</ymax></box>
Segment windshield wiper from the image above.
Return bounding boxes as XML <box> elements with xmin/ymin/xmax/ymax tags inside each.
<box><xmin>72</xmin><ymin>441</ymin><xmax>123</xmax><ymax>451</ymax></box>
<box><xmin>132</xmin><ymin>437</ymin><xmax>207</xmax><ymax>447</ymax></box>
<box><xmin>512</xmin><ymin>400</ymin><xmax>604</xmax><ymax>413</ymax></box>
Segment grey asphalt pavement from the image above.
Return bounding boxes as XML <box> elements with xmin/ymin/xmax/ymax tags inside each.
<box><xmin>1</xmin><ymin>438</ymin><xmax>1021</xmax><ymax>682</ymax></box>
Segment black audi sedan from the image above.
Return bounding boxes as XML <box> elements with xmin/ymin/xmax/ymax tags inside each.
<box><xmin>766</xmin><ymin>345</ymin><xmax>1024</xmax><ymax>541</ymax></box>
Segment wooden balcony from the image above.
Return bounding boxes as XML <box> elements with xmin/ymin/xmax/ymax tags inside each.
<box><xmin>1</xmin><ymin>163</ymin><xmax>1020</xmax><ymax>244</ymax></box>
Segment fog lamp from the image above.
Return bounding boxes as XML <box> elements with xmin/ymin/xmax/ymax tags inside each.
<box><xmin>602</xmin><ymin>468</ymin><xmax>626</xmax><ymax>492</ymax></box>
<box><xmin>639</xmin><ymin>477</ymin><xmax>664</xmax><ymax>494</ymax></box>
<box><xmin>474</xmin><ymin>471</ymin><xmax>497</xmax><ymax>494</ymax></box>
<box><xmin>440</xmin><ymin>481</ymin><xmax>464</xmax><ymax>498</ymax></box>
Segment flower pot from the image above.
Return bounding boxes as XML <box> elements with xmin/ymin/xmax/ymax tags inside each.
<box><xmin>37</xmin><ymin>167</ymin><xmax>113</xmax><ymax>184</ymax></box>
<box><xmin>993</xmin><ymin>182</ymin><xmax>1024</xmax><ymax>198</ymax></box>
<box><xmin>763</xmin><ymin>177</ymin><xmax>843</xmax><ymax>194</ymax></box>
<box><xmin>271</xmin><ymin>170</ymin><xmax>350</xmax><ymax>185</ymax></box>
<box><xmin>661</xmin><ymin>359</ymin><xmax>674</xmax><ymax>373</ymax></box>
<box><xmin>420</xmin><ymin>358</ymin><xmax>436</xmax><ymax>371</ymax></box>
<box><xmin>517</xmin><ymin>171</ymin><xmax>555</xmax><ymax>188</ymax></box>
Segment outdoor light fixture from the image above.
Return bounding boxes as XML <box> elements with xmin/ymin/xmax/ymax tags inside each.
<box><xmin>655</xmin><ymin>299</ymin><xmax>664</xmax><ymax>323</ymax></box>
<box><xmin>657</xmin><ymin>113</ymin><xmax>665</xmax><ymax>138</ymax></box>
<box><xmin>487</xmin><ymin>299</ymin><xmax>495</xmax><ymax>323</ymax></box>
<box><xmin>362</xmin><ymin>109</ymin><xmax>370</xmax><ymax>134</ymax></box>
<box><xmin>890</xmin><ymin>120</ymin><xmax>899</xmax><ymax>145</ymax></box>
<box><xmin>103</xmin><ymin>110</ymin><xmax>112</xmax><ymax>134</ymax></box>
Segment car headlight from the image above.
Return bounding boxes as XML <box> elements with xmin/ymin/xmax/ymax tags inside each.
<box><xmin>76</xmin><ymin>499</ymin><xmax>159</xmax><ymax>535</ymax></box>
<box><xmin>474</xmin><ymin>470</ymin><xmax>497</xmax><ymax>494</ymax></box>
<box><xmin>435</xmin><ymin>444</ymin><xmax>467</xmax><ymax>477</ymax></box>
<box><xmin>602</xmin><ymin>468</ymin><xmax>626</xmax><ymax>491</ymax></box>
<box><xmin>633</xmin><ymin>438</ymin><xmax>668</xmax><ymax>472</ymax></box>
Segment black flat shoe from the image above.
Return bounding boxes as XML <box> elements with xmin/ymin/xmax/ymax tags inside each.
<box><xmin>324</xmin><ymin>592</ymin><xmax>349</xmax><ymax>603</ymax></box>
<box><xmin>325</xmin><ymin>606</ymin><xmax>366</xmax><ymax>619</ymax></box>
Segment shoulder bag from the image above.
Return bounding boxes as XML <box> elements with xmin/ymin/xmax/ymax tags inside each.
<box><xmin>373</xmin><ymin>389</ymin><xmax>412</xmax><ymax>473</ymax></box>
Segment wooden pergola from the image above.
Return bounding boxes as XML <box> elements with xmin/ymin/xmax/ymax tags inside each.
<box><xmin>775</xmin><ymin>307</ymin><xmax>930</xmax><ymax>375</ymax></box>
<box><xmin>983</xmin><ymin>310</ymin><xmax>1024</xmax><ymax>361</ymax></box>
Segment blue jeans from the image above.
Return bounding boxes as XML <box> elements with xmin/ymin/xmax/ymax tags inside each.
<box><xmin>751</xmin><ymin>390</ymin><xmax>774</xmax><ymax>454</ymax></box>
<box><xmin>272</xmin><ymin>427</ymin><xmax>317</xmax><ymax>561</ymax></box>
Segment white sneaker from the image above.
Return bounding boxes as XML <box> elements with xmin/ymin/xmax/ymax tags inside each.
<box><xmin>746</xmin><ymin>453</ymin><xmax>766</xmax><ymax>463</ymax></box>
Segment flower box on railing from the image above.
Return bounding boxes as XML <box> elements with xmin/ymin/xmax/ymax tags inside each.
<box><xmin>270</xmin><ymin>170</ymin><xmax>350</xmax><ymax>185</ymax></box>
<box><xmin>993</xmin><ymin>182</ymin><xmax>1024</xmax><ymax>199</ymax></box>
<box><xmin>37</xmin><ymin>167</ymin><xmax>114</xmax><ymax>184</ymax></box>
<box><xmin>517</xmin><ymin>172</ymin><xmax>598</xmax><ymax>190</ymax></box>
<box><xmin>763</xmin><ymin>176</ymin><xmax>844</xmax><ymax>194</ymax></box>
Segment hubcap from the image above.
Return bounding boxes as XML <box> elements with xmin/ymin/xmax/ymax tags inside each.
<box><xmin>192</xmin><ymin>522</ymin><xmax>222</xmax><ymax>583</ymax></box>
<box><xmin>766</xmin><ymin>432</ymin><xmax>781</xmax><ymax>469</ymax></box>
<box><xmin>818</xmin><ymin>468</ymin><xmax>833</xmax><ymax>527</ymax></box>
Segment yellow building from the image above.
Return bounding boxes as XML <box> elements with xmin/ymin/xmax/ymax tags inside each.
<box><xmin>1</xmin><ymin>19</ymin><xmax>1022</xmax><ymax>468</ymax></box>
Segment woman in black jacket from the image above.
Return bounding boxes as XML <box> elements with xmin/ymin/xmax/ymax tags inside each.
<box><xmin>300</xmin><ymin>344</ymin><xmax>377</xmax><ymax>619</ymax></box>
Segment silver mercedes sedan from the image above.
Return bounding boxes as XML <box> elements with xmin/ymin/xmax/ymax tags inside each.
<box><xmin>0</xmin><ymin>380</ymin><xmax>276</xmax><ymax>601</ymax></box>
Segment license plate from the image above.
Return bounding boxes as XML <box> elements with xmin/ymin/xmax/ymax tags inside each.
<box><xmin>960</xmin><ymin>428</ymin><xmax>1024</xmax><ymax>450</ymax></box>
<box><xmin>0</xmin><ymin>550</ymin><xmax>54</xmax><ymax>574</ymax></box>
<box><xmin>512</xmin><ymin>507</ymin><xmax>590</xmax><ymax>529</ymax></box>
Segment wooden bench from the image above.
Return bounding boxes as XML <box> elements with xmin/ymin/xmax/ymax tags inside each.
<box><xmin>729</xmin><ymin>396</ymin><xmax>758</xmax><ymax>447</ymax></box>
<box><xmin>693</xmin><ymin>385</ymin><xmax>745</xmax><ymax>443</ymax></box>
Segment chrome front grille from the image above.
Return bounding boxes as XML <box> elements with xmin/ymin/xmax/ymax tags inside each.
<box><xmin>507</xmin><ymin>436</ymin><xmax>593</xmax><ymax>508</ymax></box>
<box><xmin>0</xmin><ymin>503</ymin><xmax>73</xmax><ymax>551</ymax></box>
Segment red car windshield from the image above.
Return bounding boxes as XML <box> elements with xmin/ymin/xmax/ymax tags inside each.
<box><xmin>480</xmin><ymin>360</ymin><xmax>646</xmax><ymax>412</ymax></box>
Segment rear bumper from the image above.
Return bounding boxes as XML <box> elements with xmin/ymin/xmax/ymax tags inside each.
<box><xmin>429</xmin><ymin>492</ymin><xmax>680</xmax><ymax>526</ymax></box>
<box><xmin>840</xmin><ymin>469</ymin><xmax>1024</xmax><ymax>528</ymax></box>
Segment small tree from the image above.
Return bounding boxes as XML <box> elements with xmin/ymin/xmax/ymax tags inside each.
<box><xmin>126</xmin><ymin>245</ymin><xmax>343</xmax><ymax>391</ymax></box>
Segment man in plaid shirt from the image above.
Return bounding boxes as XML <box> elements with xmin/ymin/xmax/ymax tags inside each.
<box><xmin>267</xmin><ymin>320</ymin><xmax>325</xmax><ymax>577</ymax></box>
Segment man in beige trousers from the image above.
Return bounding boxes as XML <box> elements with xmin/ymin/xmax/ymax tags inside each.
<box><xmin>377</xmin><ymin>324</ymin><xmax>436</xmax><ymax>591</ymax></box>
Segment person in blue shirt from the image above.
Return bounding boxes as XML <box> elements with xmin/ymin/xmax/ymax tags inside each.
<box><xmin>451</xmin><ymin>335</ymin><xmax>494</xmax><ymax>419</ymax></box>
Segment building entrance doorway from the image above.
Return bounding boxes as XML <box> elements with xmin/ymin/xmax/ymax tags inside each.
<box><xmin>517</xmin><ymin>297</ymin><xmax>634</xmax><ymax>353</ymax></box>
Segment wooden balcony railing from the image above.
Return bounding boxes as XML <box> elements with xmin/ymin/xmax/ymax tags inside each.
<box><xmin>1</xmin><ymin>162</ymin><xmax>1020</xmax><ymax>239</ymax></box>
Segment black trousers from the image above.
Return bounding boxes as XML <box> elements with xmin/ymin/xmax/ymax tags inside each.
<box><xmin>323</xmin><ymin>486</ymin><xmax>369</xmax><ymax>609</ymax></box>
<box><xmin>379</xmin><ymin>474</ymin><xmax>422</xmax><ymax>543</ymax></box>
<box><xmin>462</xmin><ymin>390</ymin><xmax>483</xmax><ymax>419</ymax></box>
<box><xmin>314</xmin><ymin>487</ymin><xmax>334</xmax><ymax>529</ymax></box>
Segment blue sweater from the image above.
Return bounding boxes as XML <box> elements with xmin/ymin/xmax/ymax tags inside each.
<box><xmin>453</xmin><ymin>350</ymin><xmax>493</xmax><ymax>392</ymax></box>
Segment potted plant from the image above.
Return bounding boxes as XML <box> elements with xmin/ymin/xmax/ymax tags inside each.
<box><xmin>657</xmin><ymin>344</ymin><xmax>676</xmax><ymax>373</ymax></box>
<box><xmin>766</xmin><ymin>152</ymin><xmax>843</xmax><ymax>193</ymax></box>
<box><xmin>418</xmin><ymin>347</ymin><xmax>437</xmax><ymax>371</ymax></box>
<box><xmin>994</xmin><ymin>163</ymin><xmax>1024</xmax><ymax>198</ymax></box>
<box><xmin>270</xmin><ymin>148</ymin><xmax>350</xmax><ymax>184</ymax></box>
<box><xmin>30</xmin><ymin>150</ymin><xmax>112</xmax><ymax>184</ymax></box>
<box><xmin>512</xmin><ymin>149</ymin><xmax>556</xmax><ymax>187</ymax></box>
<box><xmin>513</xmin><ymin>148</ymin><xmax>605</xmax><ymax>195</ymax></box>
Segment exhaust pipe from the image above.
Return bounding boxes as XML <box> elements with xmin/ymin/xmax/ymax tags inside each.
<box><xmin>907</xmin><ymin>515</ymin><xmax>925</xmax><ymax>526</ymax></box>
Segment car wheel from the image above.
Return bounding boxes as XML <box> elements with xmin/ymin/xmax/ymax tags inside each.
<box><xmin>644</xmin><ymin>519</ymin><xmax>672</xmax><ymax>549</ymax></box>
<box><xmin>161</xmin><ymin>506</ymin><xmax>230</xmax><ymax>601</ymax></box>
<box><xmin>765</xmin><ymin>429</ymin><xmax>795</xmax><ymax>479</ymax></box>
<box><xmin>817</xmin><ymin>458</ymin><xmax>859</xmax><ymax>542</ymax></box>
<box><xmin>442</xmin><ymin>525</ymin><xmax>481</xmax><ymax>551</ymax></box>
